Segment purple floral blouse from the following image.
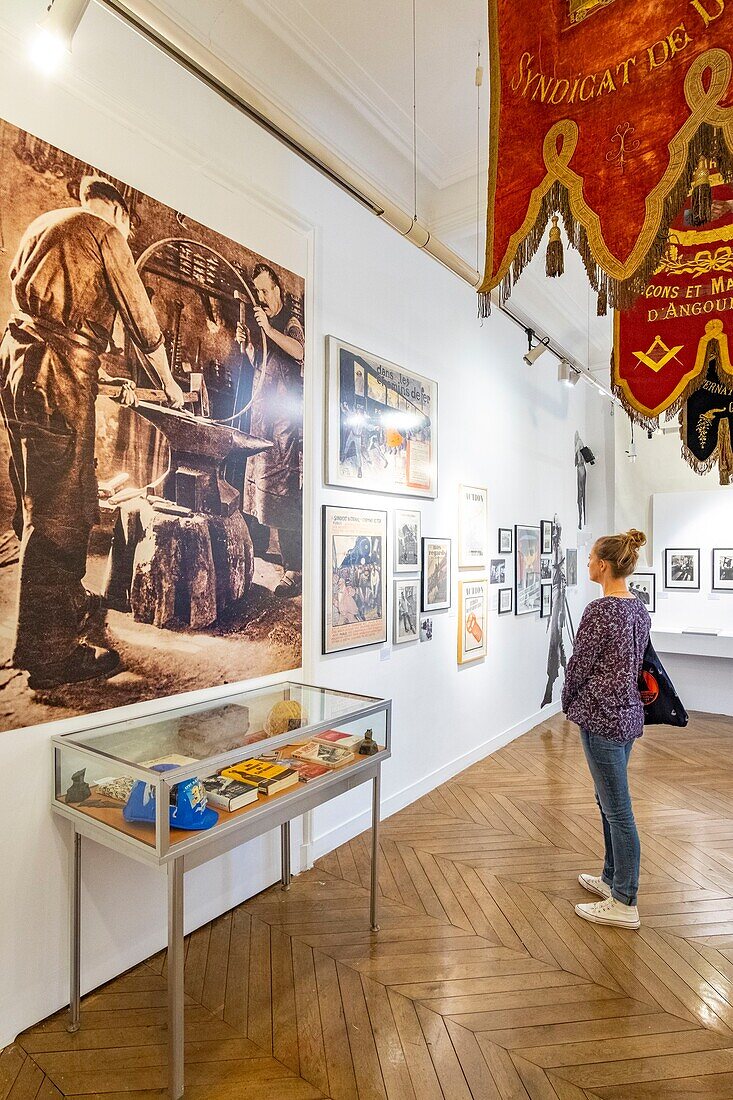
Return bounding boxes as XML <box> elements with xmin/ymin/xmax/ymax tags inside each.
<box><xmin>562</xmin><ymin>596</ymin><xmax>651</xmax><ymax>744</ymax></box>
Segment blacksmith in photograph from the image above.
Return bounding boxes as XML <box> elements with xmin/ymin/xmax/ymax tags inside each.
<box><xmin>0</xmin><ymin>119</ymin><xmax>304</xmax><ymax>732</ymax></box>
<box><xmin>0</xmin><ymin>176</ymin><xmax>184</xmax><ymax>690</ymax></box>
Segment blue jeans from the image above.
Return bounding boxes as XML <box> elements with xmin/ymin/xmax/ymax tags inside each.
<box><xmin>580</xmin><ymin>729</ymin><xmax>640</xmax><ymax>906</ymax></box>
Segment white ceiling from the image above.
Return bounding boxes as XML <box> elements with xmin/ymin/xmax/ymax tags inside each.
<box><xmin>110</xmin><ymin>0</ymin><xmax>614</xmax><ymax>370</ymax></box>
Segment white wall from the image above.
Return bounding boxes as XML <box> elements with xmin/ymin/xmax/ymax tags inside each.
<box><xmin>649</xmin><ymin>489</ymin><xmax>733</xmax><ymax>716</ymax></box>
<box><xmin>0</xmin><ymin>1</ymin><xmax>612</xmax><ymax>1046</ymax></box>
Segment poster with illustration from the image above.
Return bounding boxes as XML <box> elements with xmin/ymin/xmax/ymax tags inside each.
<box><xmin>322</xmin><ymin>506</ymin><xmax>387</xmax><ymax>653</ymax></box>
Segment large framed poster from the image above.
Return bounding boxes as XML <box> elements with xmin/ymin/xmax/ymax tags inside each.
<box><xmin>322</xmin><ymin>506</ymin><xmax>387</xmax><ymax>654</ymax></box>
<box><xmin>0</xmin><ymin>118</ymin><xmax>304</xmax><ymax>733</ymax></box>
<box><xmin>515</xmin><ymin>525</ymin><xmax>541</xmax><ymax>616</ymax></box>
<box><xmin>326</xmin><ymin>336</ymin><xmax>437</xmax><ymax>498</ymax></box>
<box><xmin>458</xmin><ymin>484</ymin><xmax>488</xmax><ymax>570</ymax></box>
<box><xmin>458</xmin><ymin>579</ymin><xmax>488</xmax><ymax>665</ymax></box>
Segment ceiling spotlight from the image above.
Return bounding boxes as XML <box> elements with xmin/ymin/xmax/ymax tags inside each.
<box><xmin>558</xmin><ymin>360</ymin><xmax>579</xmax><ymax>386</ymax></box>
<box><xmin>523</xmin><ymin>331</ymin><xmax>550</xmax><ymax>366</ymax></box>
<box><xmin>30</xmin><ymin>0</ymin><xmax>90</xmax><ymax>72</ymax></box>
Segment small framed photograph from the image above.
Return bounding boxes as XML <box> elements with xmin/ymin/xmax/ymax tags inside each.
<box><xmin>393</xmin><ymin>579</ymin><xmax>419</xmax><ymax>643</ymax></box>
<box><xmin>541</xmin><ymin>520</ymin><xmax>553</xmax><ymax>555</ymax></box>
<box><xmin>490</xmin><ymin>558</ymin><xmax>506</xmax><ymax>584</ymax></box>
<box><xmin>540</xmin><ymin>582</ymin><xmax>553</xmax><ymax>619</ymax></box>
<box><xmin>422</xmin><ymin>537</ymin><xmax>451</xmax><ymax>611</ymax></box>
<box><xmin>515</xmin><ymin>524</ymin><xmax>541</xmax><ymax>615</ymax></box>
<box><xmin>458</xmin><ymin>484</ymin><xmax>488</xmax><ymax>570</ymax></box>
<box><xmin>498</xmin><ymin>527</ymin><xmax>513</xmax><ymax>554</ymax></box>
<box><xmin>420</xmin><ymin>617</ymin><xmax>433</xmax><ymax>642</ymax></box>
<box><xmin>629</xmin><ymin>572</ymin><xmax>656</xmax><ymax>612</ymax></box>
<box><xmin>665</xmin><ymin>548</ymin><xmax>700</xmax><ymax>590</ymax></box>
<box><xmin>566</xmin><ymin>548</ymin><xmax>578</xmax><ymax>588</ymax></box>
<box><xmin>713</xmin><ymin>548</ymin><xmax>733</xmax><ymax>592</ymax></box>
<box><xmin>394</xmin><ymin>509</ymin><xmax>421</xmax><ymax>573</ymax></box>
<box><xmin>540</xmin><ymin>555</ymin><xmax>552</xmax><ymax>581</ymax></box>
<box><xmin>498</xmin><ymin>587</ymin><xmax>513</xmax><ymax>615</ymax></box>
<box><xmin>458</xmin><ymin>579</ymin><xmax>488</xmax><ymax>664</ymax></box>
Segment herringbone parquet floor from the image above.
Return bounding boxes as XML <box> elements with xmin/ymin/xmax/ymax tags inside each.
<box><xmin>6</xmin><ymin>711</ymin><xmax>733</xmax><ymax>1099</ymax></box>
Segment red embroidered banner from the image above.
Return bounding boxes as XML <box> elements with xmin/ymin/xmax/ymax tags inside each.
<box><xmin>614</xmin><ymin>177</ymin><xmax>733</xmax><ymax>421</ymax></box>
<box><xmin>479</xmin><ymin>0</ymin><xmax>733</xmax><ymax>315</ymax></box>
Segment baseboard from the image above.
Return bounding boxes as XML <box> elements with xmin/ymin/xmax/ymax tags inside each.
<box><xmin>308</xmin><ymin>701</ymin><xmax>562</xmax><ymax>862</ymax></box>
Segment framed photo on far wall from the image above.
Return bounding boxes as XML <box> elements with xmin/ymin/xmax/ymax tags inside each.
<box><xmin>325</xmin><ymin>336</ymin><xmax>437</xmax><ymax>498</ymax></box>
<box><xmin>541</xmin><ymin>520</ymin><xmax>553</xmax><ymax>555</ymax></box>
<box><xmin>458</xmin><ymin>579</ymin><xmax>488</xmax><ymax>664</ymax></box>
<box><xmin>490</xmin><ymin>558</ymin><xmax>506</xmax><ymax>584</ymax></box>
<box><xmin>630</xmin><ymin>572</ymin><xmax>656</xmax><ymax>612</ymax></box>
<box><xmin>394</xmin><ymin>508</ymin><xmax>421</xmax><ymax>573</ymax></box>
<box><xmin>393</xmin><ymin>579</ymin><xmax>419</xmax><ymax>644</ymax></box>
<box><xmin>713</xmin><ymin>548</ymin><xmax>733</xmax><ymax>591</ymax></box>
<box><xmin>498</xmin><ymin>587</ymin><xmax>513</xmax><ymax>615</ymax></box>
<box><xmin>540</xmin><ymin>582</ymin><xmax>553</xmax><ymax>619</ymax></box>
<box><xmin>566</xmin><ymin>548</ymin><xmax>578</xmax><ymax>588</ymax></box>
<box><xmin>322</xmin><ymin>505</ymin><xmax>387</xmax><ymax>654</ymax></box>
<box><xmin>515</xmin><ymin>524</ymin><xmax>541</xmax><ymax>615</ymax></box>
<box><xmin>540</xmin><ymin>555</ymin><xmax>552</xmax><ymax>581</ymax></box>
<box><xmin>498</xmin><ymin>527</ymin><xmax>513</xmax><ymax>554</ymax></box>
<box><xmin>422</xmin><ymin>537</ymin><xmax>451</xmax><ymax>611</ymax></box>
<box><xmin>458</xmin><ymin>484</ymin><xmax>488</xmax><ymax>569</ymax></box>
<box><xmin>665</xmin><ymin>548</ymin><xmax>700</xmax><ymax>590</ymax></box>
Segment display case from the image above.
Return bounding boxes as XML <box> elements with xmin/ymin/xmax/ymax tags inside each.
<box><xmin>52</xmin><ymin>681</ymin><xmax>390</xmax><ymax>865</ymax></box>
<box><xmin>52</xmin><ymin>681</ymin><xmax>390</xmax><ymax>1100</ymax></box>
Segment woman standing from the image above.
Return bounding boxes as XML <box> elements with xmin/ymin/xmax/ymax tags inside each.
<box><xmin>562</xmin><ymin>530</ymin><xmax>651</xmax><ymax>930</ymax></box>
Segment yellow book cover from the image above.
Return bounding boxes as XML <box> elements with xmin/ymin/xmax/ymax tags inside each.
<box><xmin>221</xmin><ymin>759</ymin><xmax>291</xmax><ymax>783</ymax></box>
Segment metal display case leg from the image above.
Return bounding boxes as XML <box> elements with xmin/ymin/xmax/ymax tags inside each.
<box><xmin>67</xmin><ymin>829</ymin><xmax>81</xmax><ymax>1033</ymax></box>
<box><xmin>167</xmin><ymin>859</ymin><xmax>185</xmax><ymax>1100</ymax></box>
<box><xmin>370</xmin><ymin>767</ymin><xmax>381</xmax><ymax>932</ymax></box>
<box><xmin>281</xmin><ymin>821</ymin><xmax>291</xmax><ymax>890</ymax></box>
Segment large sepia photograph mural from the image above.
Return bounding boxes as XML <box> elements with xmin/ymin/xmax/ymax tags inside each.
<box><xmin>0</xmin><ymin>120</ymin><xmax>304</xmax><ymax>732</ymax></box>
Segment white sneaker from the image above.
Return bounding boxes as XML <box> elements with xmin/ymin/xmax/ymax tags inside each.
<box><xmin>578</xmin><ymin>873</ymin><xmax>612</xmax><ymax>899</ymax></box>
<box><xmin>575</xmin><ymin>896</ymin><xmax>640</xmax><ymax>929</ymax></box>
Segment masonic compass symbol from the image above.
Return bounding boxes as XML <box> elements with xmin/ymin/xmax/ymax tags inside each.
<box><xmin>632</xmin><ymin>334</ymin><xmax>684</xmax><ymax>373</ymax></box>
<box><xmin>568</xmin><ymin>0</ymin><xmax>617</xmax><ymax>23</ymax></box>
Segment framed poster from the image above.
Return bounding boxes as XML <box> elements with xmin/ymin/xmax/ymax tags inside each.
<box><xmin>566</xmin><ymin>548</ymin><xmax>578</xmax><ymax>588</ymax></box>
<box><xmin>664</xmin><ymin>548</ymin><xmax>700</xmax><ymax>590</ymax></box>
<box><xmin>323</xmin><ymin>506</ymin><xmax>387</xmax><ymax>654</ymax></box>
<box><xmin>458</xmin><ymin>580</ymin><xmax>488</xmax><ymax>664</ymax></box>
<box><xmin>713</xmin><ymin>549</ymin><xmax>733</xmax><ymax>591</ymax></box>
<box><xmin>422</xmin><ymin>537</ymin><xmax>451</xmax><ymax>611</ymax></box>
<box><xmin>393</xmin><ymin>579</ymin><xmax>419</xmax><ymax>644</ymax></box>
<box><xmin>490</xmin><ymin>558</ymin><xmax>506</xmax><ymax>584</ymax></box>
<box><xmin>326</xmin><ymin>336</ymin><xmax>437</xmax><ymax>498</ymax></box>
<box><xmin>498</xmin><ymin>527</ymin><xmax>513</xmax><ymax>554</ymax></box>
<box><xmin>498</xmin><ymin>587</ymin><xmax>513</xmax><ymax>615</ymax></box>
<box><xmin>394</xmin><ymin>509</ymin><xmax>421</xmax><ymax>573</ymax></box>
<box><xmin>0</xmin><ymin>118</ymin><xmax>305</xmax><ymax>734</ymax></box>
<box><xmin>540</xmin><ymin>582</ymin><xmax>553</xmax><ymax>619</ymax></box>
<box><xmin>458</xmin><ymin>484</ymin><xmax>488</xmax><ymax>569</ymax></box>
<box><xmin>540</xmin><ymin>555</ymin><xmax>552</xmax><ymax>581</ymax></box>
<box><xmin>541</xmin><ymin>520</ymin><xmax>553</xmax><ymax>555</ymax></box>
<box><xmin>515</xmin><ymin>525</ymin><xmax>541</xmax><ymax>615</ymax></box>
<box><xmin>630</xmin><ymin>572</ymin><xmax>656</xmax><ymax>612</ymax></box>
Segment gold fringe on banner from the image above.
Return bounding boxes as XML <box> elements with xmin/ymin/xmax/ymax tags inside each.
<box><xmin>480</xmin><ymin>96</ymin><xmax>733</xmax><ymax>318</ymax></box>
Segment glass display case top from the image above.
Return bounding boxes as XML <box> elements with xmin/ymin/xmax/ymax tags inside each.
<box><xmin>55</xmin><ymin>682</ymin><xmax>381</xmax><ymax>771</ymax></box>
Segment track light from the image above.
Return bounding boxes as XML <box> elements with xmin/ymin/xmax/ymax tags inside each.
<box><xmin>523</xmin><ymin>330</ymin><xmax>550</xmax><ymax>366</ymax></box>
<box><xmin>557</xmin><ymin>360</ymin><xmax>580</xmax><ymax>387</ymax></box>
<box><xmin>30</xmin><ymin>0</ymin><xmax>90</xmax><ymax>72</ymax></box>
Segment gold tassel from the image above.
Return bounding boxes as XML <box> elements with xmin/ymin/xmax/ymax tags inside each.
<box><xmin>597</xmin><ymin>282</ymin><xmax>608</xmax><ymax>316</ymax></box>
<box><xmin>719</xmin><ymin>417</ymin><xmax>733</xmax><ymax>486</ymax></box>
<box><xmin>691</xmin><ymin>157</ymin><xmax>712</xmax><ymax>227</ymax></box>
<box><xmin>546</xmin><ymin>215</ymin><xmax>564</xmax><ymax>278</ymax></box>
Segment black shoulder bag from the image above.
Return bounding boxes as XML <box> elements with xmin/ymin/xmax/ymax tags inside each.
<box><xmin>638</xmin><ymin>638</ymin><xmax>689</xmax><ymax>727</ymax></box>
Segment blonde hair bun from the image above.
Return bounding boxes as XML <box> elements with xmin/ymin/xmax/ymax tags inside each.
<box><xmin>595</xmin><ymin>529</ymin><xmax>648</xmax><ymax>578</ymax></box>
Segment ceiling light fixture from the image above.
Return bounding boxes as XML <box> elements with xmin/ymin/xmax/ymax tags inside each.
<box><xmin>523</xmin><ymin>330</ymin><xmax>550</xmax><ymax>366</ymax></box>
<box><xmin>558</xmin><ymin>359</ymin><xmax>580</xmax><ymax>387</ymax></box>
<box><xmin>30</xmin><ymin>0</ymin><xmax>90</xmax><ymax>73</ymax></box>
